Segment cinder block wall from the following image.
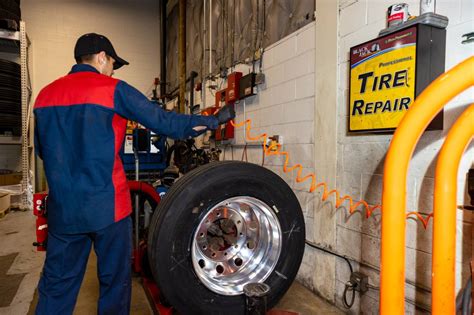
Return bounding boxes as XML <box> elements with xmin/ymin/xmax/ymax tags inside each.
<box><xmin>336</xmin><ymin>0</ymin><xmax>473</xmax><ymax>313</ymax></box>
<box><xmin>204</xmin><ymin>20</ymin><xmax>320</xmax><ymax>296</ymax></box>
<box><xmin>215</xmin><ymin>0</ymin><xmax>473</xmax><ymax>313</ymax></box>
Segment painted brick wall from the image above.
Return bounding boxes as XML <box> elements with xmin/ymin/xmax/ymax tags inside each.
<box><xmin>210</xmin><ymin>1</ymin><xmax>473</xmax><ymax>312</ymax></box>
<box><xmin>336</xmin><ymin>0</ymin><xmax>474</xmax><ymax>313</ymax></box>
<box><xmin>206</xmin><ymin>21</ymin><xmax>318</xmax><ymax>293</ymax></box>
<box><xmin>219</xmin><ymin>22</ymin><xmax>316</xmax><ymax>186</ymax></box>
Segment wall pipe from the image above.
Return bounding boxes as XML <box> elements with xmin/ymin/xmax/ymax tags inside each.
<box><xmin>420</xmin><ymin>0</ymin><xmax>436</xmax><ymax>14</ymax></box>
<box><xmin>160</xmin><ymin>0</ymin><xmax>167</xmax><ymax>99</ymax></box>
<box><xmin>189</xmin><ymin>71</ymin><xmax>198</xmax><ymax>111</ymax></box>
<box><xmin>432</xmin><ymin>104</ymin><xmax>474</xmax><ymax>314</ymax></box>
<box><xmin>381</xmin><ymin>56</ymin><xmax>474</xmax><ymax>314</ymax></box>
<box><xmin>178</xmin><ymin>0</ymin><xmax>186</xmax><ymax>113</ymax></box>
<box><xmin>209</xmin><ymin>0</ymin><xmax>212</xmax><ymax>76</ymax></box>
<box><xmin>202</xmin><ymin>0</ymin><xmax>207</xmax><ymax>108</ymax></box>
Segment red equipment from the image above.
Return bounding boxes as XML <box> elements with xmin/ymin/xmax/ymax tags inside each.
<box><xmin>127</xmin><ymin>180</ymin><xmax>173</xmax><ymax>315</ymax></box>
<box><xmin>209</xmin><ymin>72</ymin><xmax>242</xmax><ymax>141</ymax></box>
<box><xmin>127</xmin><ymin>180</ymin><xmax>161</xmax><ymax>274</ymax></box>
<box><xmin>33</xmin><ymin>192</ymin><xmax>48</xmax><ymax>251</ymax></box>
<box><xmin>226</xmin><ymin>72</ymin><xmax>242</xmax><ymax>104</ymax></box>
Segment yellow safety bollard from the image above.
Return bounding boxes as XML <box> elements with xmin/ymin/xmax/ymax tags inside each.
<box><xmin>432</xmin><ymin>105</ymin><xmax>474</xmax><ymax>314</ymax></box>
<box><xmin>381</xmin><ymin>56</ymin><xmax>474</xmax><ymax>314</ymax></box>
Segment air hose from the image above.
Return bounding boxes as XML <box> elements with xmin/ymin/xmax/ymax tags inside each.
<box><xmin>230</xmin><ymin>119</ymin><xmax>434</xmax><ymax>228</ymax></box>
<box><xmin>456</xmin><ymin>278</ymin><xmax>472</xmax><ymax>315</ymax></box>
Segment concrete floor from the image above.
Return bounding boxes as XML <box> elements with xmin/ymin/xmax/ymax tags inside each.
<box><xmin>0</xmin><ymin>210</ymin><xmax>343</xmax><ymax>315</ymax></box>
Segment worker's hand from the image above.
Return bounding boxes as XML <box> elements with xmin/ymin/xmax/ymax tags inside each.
<box><xmin>214</xmin><ymin>104</ymin><xmax>235</xmax><ymax>125</ymax></box>
<box><xmin>191</xmin><ymin>125</ymin><xmax>208</xmax><ymax>137</ymax></box>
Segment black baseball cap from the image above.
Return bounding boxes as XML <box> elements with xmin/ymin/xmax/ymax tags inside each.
<box><xmin>74</xmin><ymin>33</ymin><xmax>129</xmax><ymax>70</ymax></box>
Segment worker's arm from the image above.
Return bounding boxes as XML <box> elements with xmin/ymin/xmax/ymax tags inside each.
<box><xmin>114</xmin><ymin>81</ymin><xmax>219</xmax><ymax>139</ymax></box>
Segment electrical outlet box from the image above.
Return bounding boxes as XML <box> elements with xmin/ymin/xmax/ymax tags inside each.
<box><xmin>350</xmin><ymin>272</ymin><xmax>368</xmax><ymax>294</ymax></box>
<box><xmin>255</xmin><ymin>72</ymin><xmax>265</xmax><ymax>85</ymax></box>
<box><xmin>266</xmin><ymin>135</ymin><xmax>283</xmax><ymax>150</ymax></box>
<box><xmin>239</xmin><ymin>73</ymin><xmax>256</xmax><ymax>99</ymax></box>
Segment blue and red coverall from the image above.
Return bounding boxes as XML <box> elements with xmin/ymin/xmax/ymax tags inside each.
<box><xmin>33</xmin><ymin>64</ymin><xmax>218</xmax><ymax>314</ymax></box>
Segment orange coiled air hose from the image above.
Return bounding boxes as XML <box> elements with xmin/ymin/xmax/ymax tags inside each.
<box><xmin>230</xmin><ymin>119</ymin><xmax>433</xmax><ymax>229</ymax></box>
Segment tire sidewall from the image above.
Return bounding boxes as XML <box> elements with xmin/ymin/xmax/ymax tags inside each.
<box><xmin>149</xmin><ymin>162</ymin><xmax>305</xmax><ymax>315</ymax></box>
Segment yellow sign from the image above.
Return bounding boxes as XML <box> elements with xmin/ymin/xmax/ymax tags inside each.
<box><xmin>349</xmin><ymin>27</ymin><xmax>417</xmax><ymax>132</ymax></box>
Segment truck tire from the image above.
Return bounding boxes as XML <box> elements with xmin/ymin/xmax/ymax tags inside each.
<box><xmin>148</xmin><ymin>161</ymin><xmax>305</xmax><ymax>315</ymax></box>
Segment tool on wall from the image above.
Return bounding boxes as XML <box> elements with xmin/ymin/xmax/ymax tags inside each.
<box><xmin>202</xmin><ymin>70</ymin><xmax>261</xmax><ymax>142</ymax></box>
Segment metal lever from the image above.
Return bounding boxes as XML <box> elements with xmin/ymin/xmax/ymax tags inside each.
<box><xmin>244</xmin><ymin>283</ymin><xmax>270</xmax><ymax>315</ymax></box>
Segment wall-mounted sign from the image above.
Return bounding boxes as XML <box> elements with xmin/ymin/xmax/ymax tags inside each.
<box><xmin>349</xmin><ymin>26</ymin><xmax>417</xmax><ymax>132</ymax></box>
<box><xmin>349</xmin><ymin>23</ymin><xmax>446</xmax><ymax>133</ymax></box>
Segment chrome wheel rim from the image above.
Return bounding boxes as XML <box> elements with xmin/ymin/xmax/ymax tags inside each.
<box><xmin>191</xmin><ymin>196</ymin><xmax>282</xmax><ymax>296</ymax></box>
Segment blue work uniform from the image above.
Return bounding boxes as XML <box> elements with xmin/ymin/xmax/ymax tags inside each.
<box><xmin>34</xmin><ymin>64</ymin><xmax>218</xmax><ymax>314</ymax></box>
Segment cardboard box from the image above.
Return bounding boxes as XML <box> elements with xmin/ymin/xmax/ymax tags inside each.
<box><xmin>0</xmin><ymin>193</ymin><xmax>11</xmax><ymax>213</ymax></box>
<box><xmin>0</xmin><ymin>172</ymin><xmax>22</xmax><ymax>185</ymax></box>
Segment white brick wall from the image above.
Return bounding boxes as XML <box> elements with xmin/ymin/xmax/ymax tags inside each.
<box><xmin>336</xmin><ymin>0</ymin><xmax>474</xmax><ymax>313</ymax></box>
<box><xmin>211</xmin><ymin>22</ymin><xmax>317</xmax><ymax>292</ymax></box>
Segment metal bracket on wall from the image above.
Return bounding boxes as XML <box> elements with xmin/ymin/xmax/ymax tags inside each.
<box><xmin>462</xmin><ymin>32</ymin><xmax>474</xmax><ymax>44</ymax></box>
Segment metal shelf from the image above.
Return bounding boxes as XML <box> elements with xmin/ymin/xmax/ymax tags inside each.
<box><xmin>0</xmin><ymin>22</ymin><xmax>32</xmax><ymax>210</ymax></box>
<box><xmin>0</xmin><ymin>136</ymin><xmax>21</xmax><ymax>145</ymax></box>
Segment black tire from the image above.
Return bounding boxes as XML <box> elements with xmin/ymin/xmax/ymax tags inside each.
<box><xmin>0</xmin><ymin>59</ymin><xmax>21</xmax><ymax>77</ymax></box>
<box><xmin>0</xmin><ymin>73</ymin><xmax>21</xmax><ymax>90</ymax></box>
<box><xmin>0</xmin><ymin>0</ymin><xmax>21</xmax><ymax>18</ymax></box>
<box><xmin>0</xmin><ymin>113</ymin><xmax>21</xmax><ymax>135</ymax></box>
<box><xmin>148</xmin><ymin>161</ymin><xmax>305</xmax><ymax>315</ymax></box>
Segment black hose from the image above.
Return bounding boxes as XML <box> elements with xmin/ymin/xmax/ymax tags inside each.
<box><xmin>305</xmin><ymin>240</ymin><xmax>353</xmax><ymax>274</ymax></box>
<box><xmin>462</xmin><ymin>278</ymin><xmax>472</xmax><ymax>315</ymax></box>
<box><xmin>457</xmin><ymin>283</ymin><xmax>464</xmax><ymax>310</ymax></box>
<box><xmin>343</xmin><ymin>281</ymin><xmax>356</xmax><ymax>308</ymax></box>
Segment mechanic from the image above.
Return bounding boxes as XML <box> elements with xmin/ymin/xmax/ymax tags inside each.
<box><xmin>33</xmin><ymin>33</ymin><xmax>235</xmax><ymax>315</ymax></box>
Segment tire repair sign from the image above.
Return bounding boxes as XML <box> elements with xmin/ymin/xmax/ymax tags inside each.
<box><xmin>349</xmin><ymin>26</ymin><xmax>417</xmax><ymax>132</ymax></box>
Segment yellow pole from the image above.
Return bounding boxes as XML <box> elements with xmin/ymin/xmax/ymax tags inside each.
<box><xmin>432</xmin><ymin>105</ymin><xmax>474</xmax><ymax>314</ymax></box>
<box><xmin>381</xmin><ymin>56</ymin><xmax>474</xmax><ymax>314</ymax></box>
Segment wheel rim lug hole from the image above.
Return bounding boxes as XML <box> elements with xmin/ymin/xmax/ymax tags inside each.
<box><xmin>212</xmin><ymin>252</ymin><xmax>216</xmax><ymax>257</ymax></box>
<box><xmin>247</xmin><ymin>240</ymin><xmax>255</xmax><ymax>249</ymax></box>
<box><xmin>198</xmin><ymin>259</ymin><xmax>205</xmax><ymax>268</ymax></box>
<box><xmin>234</xmin><ymin>258</ymin><xmax>243</xmax><ymax>266</ymax></box>
<box><xmin>216</xmin><ymin>265</ymin><xmax>224</xmax><ymax>274</ymax></box>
